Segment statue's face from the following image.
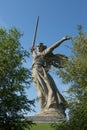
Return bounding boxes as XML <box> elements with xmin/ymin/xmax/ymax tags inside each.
<box><xmin>36</xmin><ymin>45</ymin><xmax>44</xmax><ymax>52</ymax></box>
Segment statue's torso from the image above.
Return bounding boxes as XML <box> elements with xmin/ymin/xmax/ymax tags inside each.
<box><xmin>32</xmin><ymin>54</ymin><xmax>45</xmax><ymax>68</ymax></box>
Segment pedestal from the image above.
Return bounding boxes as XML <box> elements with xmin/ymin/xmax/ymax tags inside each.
<box><xmin>26</xmin><ymin>116</ymin><xmax>66</xmax><ymax>123</ymax></box>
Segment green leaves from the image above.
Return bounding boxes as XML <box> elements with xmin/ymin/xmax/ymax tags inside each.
<box><xmin>54</xmin><ymin>25</ymin><xmax>87</xmax><ymax>130</ymax></box>
<box><xmin>0</xmin><ymin>27</ymin><xmax>34</xmax><ymax>130</ymax></box>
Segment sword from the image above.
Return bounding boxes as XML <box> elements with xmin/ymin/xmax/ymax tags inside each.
<box><xmin>31</xmin><ymin>16</ymin><xmax>39</xmax><ymax>50</ymax></box>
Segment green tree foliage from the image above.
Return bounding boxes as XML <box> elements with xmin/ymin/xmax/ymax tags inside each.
<box><xmin>0</xmin><ymin>27</ymin><xmax>34</xmax><ymax>130</ymax></box>
<box><xmin>52</xmin><ymin>25</ymin><xmax>87</xmax><ymax>130</ymax></box>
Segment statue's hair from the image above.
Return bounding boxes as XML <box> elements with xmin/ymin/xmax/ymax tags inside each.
<box><xmin>36</xmin><ymin>43</ymin><xmax>47</xmax><ymax>50</ymax></box>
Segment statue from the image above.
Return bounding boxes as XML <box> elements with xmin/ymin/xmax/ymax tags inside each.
<box><xmin>30</xmin><ymin>36</ymin><xmax>70</xmax><ymax>117</ymax></box>
<box><xmin>30</xmin><ymin>17</ymin><xmax>70</xmax><ymax>117</ymax></box>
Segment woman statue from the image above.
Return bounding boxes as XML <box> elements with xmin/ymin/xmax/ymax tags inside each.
<box><xmin>30</xmin><ymin>36</ymin><xmax>70</xmax><ymax>117</ymax></box>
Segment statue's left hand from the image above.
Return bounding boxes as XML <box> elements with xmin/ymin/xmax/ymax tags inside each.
<box><xmin>62</xmin><ymin>36</ymin><xmax>71</xmax><ymax>40</ymax></box>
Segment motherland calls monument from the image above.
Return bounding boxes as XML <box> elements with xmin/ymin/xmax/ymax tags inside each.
<box><xmin>29</xmin><ymin>17</ymin><xmax>70</xmax><ymax>120</ymax></box>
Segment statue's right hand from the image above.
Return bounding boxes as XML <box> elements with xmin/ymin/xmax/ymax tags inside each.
<box><xmin>30</xmin><ymin>47</ymin><xmax>35</xmax><ymax>52</ymax></box>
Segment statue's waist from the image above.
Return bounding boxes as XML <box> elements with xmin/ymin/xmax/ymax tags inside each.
<box><xmin>32</xmin><ymin>63</ymin><xmax>44</xmax><ymax>68</ymax></box>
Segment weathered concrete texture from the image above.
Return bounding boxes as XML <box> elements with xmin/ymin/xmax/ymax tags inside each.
<box><xmin>31</xmin><ymin>38</ymin><xmax>69</xmax><ymax>116</ymax></box>
<box><xmin>26</xmin><ymin>116</ymin><xmax>66</xmax><ymax>123</ymax></box>
<box><xmin>34</xmin><ymin>108</ymin><xmax>66</xmax><ymax>117</ymax></box>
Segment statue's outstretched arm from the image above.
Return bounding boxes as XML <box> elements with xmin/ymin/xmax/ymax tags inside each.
<box><xmin>43</xmin><ymin>36</ymin><xmax>70</xmax><ymax>55</ymax></box>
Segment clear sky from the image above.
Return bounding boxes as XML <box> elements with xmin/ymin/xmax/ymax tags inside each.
<box><xmin>0</xmin><ymin>0</ymin><xmax>87</xmax><ymax>115</ymax></box>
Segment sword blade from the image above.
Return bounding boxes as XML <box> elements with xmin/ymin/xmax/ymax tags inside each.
<box><xmin>32</xmin><ymin>16</ymin><xmax>39</xmax><ymax>48</ymax></box>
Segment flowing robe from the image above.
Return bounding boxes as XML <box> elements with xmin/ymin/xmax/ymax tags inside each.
<box><xmin>32</xmin><ymin>53</ymin><xmax>66</xmax><ymax>115</ymax></box>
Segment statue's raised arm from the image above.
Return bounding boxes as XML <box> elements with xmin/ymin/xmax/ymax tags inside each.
<box><xmin>43</xmin><ymin>36</ymin><xmax>70</xmax><ymax>55</ymax></box>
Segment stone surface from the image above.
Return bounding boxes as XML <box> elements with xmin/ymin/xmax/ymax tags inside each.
<box><xmin>26</xmin><ymin>116</ymin><xmax>66</xmax><ymax>123</ymax></box>
<box><xmin>34</xmin><ymin>108</ymin><xmax>66</xmax><ymax>117</ymax></box>
<box><xmin>31</xmin><ymin>38</ymin><xmax>69</xmax><ymax>116</ymax></box>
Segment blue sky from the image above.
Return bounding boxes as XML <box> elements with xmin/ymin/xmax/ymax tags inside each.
<box><xmin>0</xmin><ymin>0</ymin><xmax>87</xmax><ymax>115</ymax></box>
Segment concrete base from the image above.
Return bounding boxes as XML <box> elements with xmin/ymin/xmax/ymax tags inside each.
<box><xmin>26</xmin><ymin>116</ymin><xmax>66</xmax><ymax>123</ymax></box>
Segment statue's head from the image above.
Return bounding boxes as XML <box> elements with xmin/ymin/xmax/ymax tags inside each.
<box><xmin>36</xmin><ymin>43</ymin><xmax>47</xmax><ymax>52</ymax></box>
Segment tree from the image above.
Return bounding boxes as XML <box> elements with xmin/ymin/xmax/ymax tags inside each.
<box><xmin>0</xmin><ymin>27</ymin><xmax>34</xmax><ymax>130</ymax></box>
<box><xmin>52</xmin><ymin>25</ymin><xmax>87</xmax><ymax>130</ymax></box>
